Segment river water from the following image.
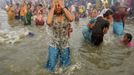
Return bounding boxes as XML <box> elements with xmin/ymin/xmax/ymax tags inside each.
<box><xmin>0</xmin><ymin>9</ymin><xmax>134</xmax><ymax>75</ymax></box>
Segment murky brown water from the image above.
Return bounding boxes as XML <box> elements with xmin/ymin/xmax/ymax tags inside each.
<box><xmin>0</xmin><ymin>9</ymin><xmax>134</xmax><ymax>75</ymax></box>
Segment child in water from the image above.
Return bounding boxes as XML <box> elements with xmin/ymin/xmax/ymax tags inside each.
<box><xmin>120</xmin><ymin>33</ymin><xmax>134</xmax><ymax>47</ymax></box>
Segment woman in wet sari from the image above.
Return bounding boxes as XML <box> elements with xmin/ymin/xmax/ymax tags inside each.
<box><xmin>113</xmin><ymin>5</ymin><xmax>127</xmax><ymax>36</ymax></box>
<box><xmin>24</xmin><ymin>3</ymin><xmax>32</xmax><ymax>25</ymax></box>
<box><xmin>82</xmin><ymin>8</ymin><xmax>98</xmax><ymax>42</ymax></box>
<box><xmin>45</xmin><ymin>0</ymin><xmax>73</xmax><ymax>72</ymax></box>
<box><xmin>6</xmin><ymin>4</ymin><xmax>15</xmax><ymax>25</ymax></box>
<box><xmin>20</xmin><ymin>2</ymin><xmax>27</xmax><ymax>25</ymax></box>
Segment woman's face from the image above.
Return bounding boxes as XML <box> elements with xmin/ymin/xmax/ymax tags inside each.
<box><xmin>55</xmin><ymin>3</ymin><xmax>62</xmax><ymax>14</ymax></box>
<box><xmin>91</xmin><ymin>10</ymin><xmax>98</xmax><ymax>18</ymax></box>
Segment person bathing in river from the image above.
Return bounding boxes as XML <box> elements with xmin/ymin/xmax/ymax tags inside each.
<box><xmin>20</xmin><ymin>1</ymin><xmax>27</xmax><ymax>25</ymax></box>
<box><xmin>120</xmin><ymin>33</ymin><xmax>134</xmax><ymax>47</ymax></box>
<box><xmin>45</xmin><ymin>0</ymin><xmax>73</xmax><ymax>72</ymax></box>
<box><xmin>24</xmin><ymin>3</ymin><xmax>32</xmax><ymax>25</ymax></box>
<box><xmin>5</xmin><ymin>4</ymin><xmax>15</xmax><ymax>25</ymax></box>
<box><xmin>34</xmin><ymin>4</ymin><xmax>45</xmax><ymax>26</ymax></box>
<box><xmin>82</xmin><ymin>8</ymin><xmax>98</xmax><ymax>42</ymax></box>
<box><xmin>113</xmin><ymin>4</ymin><xmax>127</xmax><ymax>36</ymax></box>
<box><xmin>82</xmin><ymin>9</ymin><xmax>112</xmax><ymax>43</ymax></box>
<box><xmin>102</xmin><ymin>9</ymin><xmax>113</xmax><ymax>44</ymax></box>
<box><xmin>91</xmin><ymin>17</ymin><xmax>110</xmax><ymax>46</ymax></box>
<box><xmin>90</xmin><ymin>9</ymin><xmax>113</xmax><ymax>30</ymax></box>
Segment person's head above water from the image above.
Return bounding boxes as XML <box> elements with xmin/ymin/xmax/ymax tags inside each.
<box><xmin>123</xmin><ymin>33</ymin><xmax>132</xmax><ymax>44</ymax></box>
<box><xmin>90</xmin><ymin>8</ymin><xmax>98</xmax><ymax>18</ymax></box>
<box><xmin>103</xmin><ymin>9</ymin><xmax>113</xmax><ymax>18</ymax></box>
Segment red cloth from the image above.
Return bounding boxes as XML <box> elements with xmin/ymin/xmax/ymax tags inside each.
<box><xmin>35</xmin><ymin>18</ymin><xmax>44</xmax><ymax>26</ymax></box>
<box><xmin>113</xmin><ymin>11</ymin><xmax>125</xmax><ymax>22</ymax></box>
<box><xmin>68</xmin><ymin>28</ymin><xmax>73</xmax><ymax>38</ymax></box>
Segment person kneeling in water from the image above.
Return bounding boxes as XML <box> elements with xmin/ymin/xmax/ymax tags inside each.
<box><xmin>91</xmin><ymin>17</ymin><xmax>110</xmax><ymax>46</ymax></box>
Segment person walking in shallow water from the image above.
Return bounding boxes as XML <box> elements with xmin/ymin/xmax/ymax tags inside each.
<box><xmin>45</xmin><ymin>0</ymin><xmax>73</xmax><ymax>72</ymax></box>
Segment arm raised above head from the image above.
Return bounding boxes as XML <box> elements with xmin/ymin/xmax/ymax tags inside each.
<box><xmin>47</xmin><ymin>1</ymin><xmax>55</xmax><ymax>26</ymax></box>
<box><xmin>62</xmin><ymin>8</ymin><xmax>74</xmax><ymax>22</ymax></box>
<box><xmin>58</xmin><ymin>0</ymin><xmax>74</xmax><ymax>22</ymax></box>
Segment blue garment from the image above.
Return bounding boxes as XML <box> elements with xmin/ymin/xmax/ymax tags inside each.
<box><xmin>113</xmin><ymin>21</ymin><xmax>124</xmax><ymax>36</ymax></box>
<box><xmin>45</xmin><ymin>46</ymin><xmax>71</xmax><ymax>72</ymax></box>
<box><xmin>82</xmin><ymin>25</ymin><xmax>92</xmax><ymax>42</ymax></box>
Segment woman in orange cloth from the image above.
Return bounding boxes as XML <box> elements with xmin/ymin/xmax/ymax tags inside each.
<box><xmin>20</xmin><ymin>1</ymin><xmax>27</xmax><ymax>25</ymax></box>
<box><xmin>6</xmin><ymin>4</ymin><xmax>15</xmax><ymax>24</ymax></box>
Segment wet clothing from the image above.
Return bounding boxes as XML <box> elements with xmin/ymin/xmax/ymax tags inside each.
<box><xmin>128</xmin><ymin>42</ymin><xmax>134</xmax><ymax>47</ymax></box>
<box><xmin>6</xmin><ymin>6</ymin><xmax>14</xmax><ymax>22</ymax></box>
<box><xmin>45</xmin><ymin>14</ymin><xmax>71</xmax><ymax>72</ymax></box>
<box><xmin>82</xmin><ymin>18</ymin><xmax>96</xmax><ymax>42</ymax></box>
<box><xmin>20</xmin><ymin>5</ymin><xmax>28</xmax><ymax>25</ymax></box>
<box><xmin>91</xmin><ymin>17</ymin><xmax>109</xmax><ymax>46</ymax></box>
<box><xmin>24</xmin><ymin>11</ymin><xmax>32</xmax><ymax>25</ymax></box>
<box><xmin>113</xmin><ymin>11</ymin><xmax>126</xmax><ymax>35</ymax></box>
<box><xmin>20</xmin><ymin>6</ymin><xmax>27</xmax><ymax>17</ymax></box>
<box><xmin>113</xmin><ymin>21</ymin><xmax>124</xmax><ymax>36</ymax></box>
<box><xmin>45</xmin><ymin>46</ymin><xmax>70</xmax><ymax>72</ymax></box>
<box><xmin>82</xmin><ymin>25</ymin><xmax>92</xmax><ymax>42</ymax></box>
<box><xmin>113</xmin><ymin>12</ymin><xmax>125</xmax><ymax>22</ymax></box>
<box><xmin>120</xmin><ymin>40</ymin><xmax>134</xmax><ymax>47</ymax></box>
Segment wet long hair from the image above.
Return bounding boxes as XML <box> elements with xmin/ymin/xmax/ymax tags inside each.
<box><xmin>103</xmin><ymin>9</ymin><xmax>113</xmax><ymax>19</ymax></box>
<box><xmin>125</xmin><ymin>33</ymin><xmax>132</xmax><ymax>43</ymax></box>
<box><xmin>91</xmin><ymin>17</ymin><xmax>110</xmax><ymax>46</ymax></box>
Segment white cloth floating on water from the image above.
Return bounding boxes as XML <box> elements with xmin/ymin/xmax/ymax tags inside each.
<box><xmin>0</xmin><ymin>28</ymin><xmax>31</xmax><ymax>44</ymax></box>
